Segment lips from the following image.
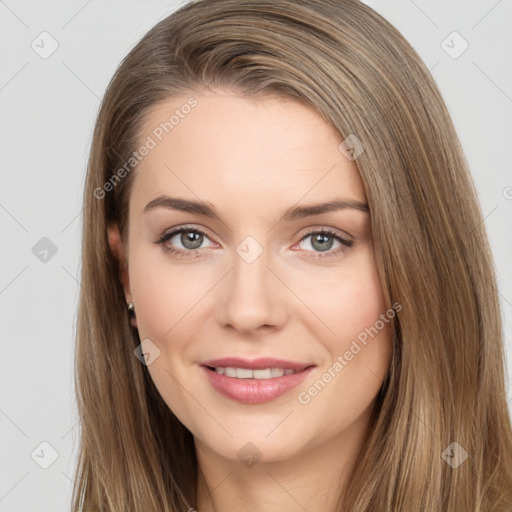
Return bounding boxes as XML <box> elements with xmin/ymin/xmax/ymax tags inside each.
<box><xmin>201</xmin><ymin>357</ymin><xmax>316</xmax><ymax>404</ymax></box>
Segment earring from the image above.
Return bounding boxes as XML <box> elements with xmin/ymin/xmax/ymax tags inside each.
<box><xmin>127</xmin><ymin>302</ymin><xmax>137</xmax><ymax>328</ymax></box>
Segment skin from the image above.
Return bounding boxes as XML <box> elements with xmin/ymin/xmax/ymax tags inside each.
<box><xmin>108</xmin><ymin>89</ymin><xmax>393</xmax><ymax>512</ymax></box>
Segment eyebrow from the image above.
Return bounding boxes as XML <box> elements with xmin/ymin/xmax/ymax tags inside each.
<box><xmin>143</xmin><ymin>195</ymin><xmax>369</xmax><ymax>222</ymax></box>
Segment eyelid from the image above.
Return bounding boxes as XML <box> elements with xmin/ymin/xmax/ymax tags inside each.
<box><xmin>157</xmin><ymin>223</ymin><xmax>215</xmax><ymax>241</ymax></box>
<box><xmin>296</xmin><ymin>225</ymin><xmax>353</xmax><ymax>243</ymax></box>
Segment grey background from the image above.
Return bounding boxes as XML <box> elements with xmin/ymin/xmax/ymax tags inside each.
<box><xmin>0</xmin><ymin>1</ymin><xmax>510</xmax><ymax>510</ymax></box>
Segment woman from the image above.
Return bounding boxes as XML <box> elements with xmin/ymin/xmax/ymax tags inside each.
<box><xmin>72</xmin><ymin>0</ymin><xmax>512</xmax><ymax>510</ymax></box>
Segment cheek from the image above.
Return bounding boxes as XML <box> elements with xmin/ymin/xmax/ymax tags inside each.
<box><xmin>128</xmin><ymin>245</ymin><xmax>214</xmax><ymax>340</ymax></box>
<box><xmin>295</xmin><ymin>248</ymin><xmax>393</xmax><ymax>406</ymax></box>
<box><xmin>298</xmin><ymin>251</ymin><xmax>388</xmax><ymax>344</ymax></box>
<box><xmin>294</xmin><ymin>254</ymin><xmax>392</xmax><ymax>435</ymax></box>
<box><xmin>130</xmin><ymin>266</ymin><xmax>175</xmax><ymax>339</ymax></box>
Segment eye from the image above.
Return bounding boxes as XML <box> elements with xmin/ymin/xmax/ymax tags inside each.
<box><xmin>293</xmin><ymin>227</ymin><xmax>353</xmax><ymax>259</ymax></box>
<box><xmin>155</xmin><ymin>225</ymin><xmax>216</xmax><ymax>257</ymax></box>
<box><xmin>154</xmin><ymin>225</ymin><xmax>354</xmax><ymax>259</ymax></box>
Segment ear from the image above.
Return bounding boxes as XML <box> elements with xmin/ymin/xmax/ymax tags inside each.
<box><xmin>107</xmin><ymin>222</ymin><xmax>131</xmax><ymax>300</ymax></box>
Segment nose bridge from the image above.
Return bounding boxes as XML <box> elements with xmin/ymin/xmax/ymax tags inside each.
<box><xmin>215</xmin><ymin>235</ymin><xmax>288</xmax><ymax>332</ymax></box>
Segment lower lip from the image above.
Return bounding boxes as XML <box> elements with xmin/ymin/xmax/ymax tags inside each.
<box><xmin>201</xmin><ymin>365</ymin><xmax>315</xmax><ymax>404</ymax></box>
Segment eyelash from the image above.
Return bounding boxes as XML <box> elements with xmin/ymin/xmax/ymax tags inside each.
<box><xmin>154</xmin><ymin>224</ymin><xmax>354</xmax><ymax>260</ymax></box>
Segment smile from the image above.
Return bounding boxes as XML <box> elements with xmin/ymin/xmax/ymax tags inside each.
<box><xmin>201</xmin><ymin>358</ymin><xmax>315</xmax><ymax>404</ymax></box>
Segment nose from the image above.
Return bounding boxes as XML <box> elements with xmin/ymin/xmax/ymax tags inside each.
<box><xmin>215</xmin><ymin>245</ymin><xmax>290</xmax><ymax>336</ymax></box>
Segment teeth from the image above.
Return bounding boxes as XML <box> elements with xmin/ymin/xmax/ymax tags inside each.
<box><xmin>236</xmin><ymin>368</ymin><xmax>253</xmax><ymax>379</ymax></box>
<box><xmin>253</xmin><ymin>369</ymin><xmax>273</xmax><ymax>379</ymax></box>
<box><xmin>224</xmin><ymin>367</ymin><xmax>237</xmax><ymax>377</ymax></box>
<box><xmin>213</xmin><ymin>367</ymin><xmax>298</xmax><ymax>379</ymax></box>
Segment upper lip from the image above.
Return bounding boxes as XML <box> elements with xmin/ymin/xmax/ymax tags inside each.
<box><xmin>201</xmin><ymin>357</ymin><xmax>315</xmax><ymax>371</ymax></box>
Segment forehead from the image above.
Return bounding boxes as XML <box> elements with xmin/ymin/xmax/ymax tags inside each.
<box><xmin>129</xmin><ymin>90</ymin><xmax>366</xmax><ymax>216</ymax></box>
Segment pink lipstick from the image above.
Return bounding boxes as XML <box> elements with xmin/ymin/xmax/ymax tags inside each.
<box><xmin>201</xmin><ymin>357</ymin><xmax>315</xmax><ymax>404</ymax></box>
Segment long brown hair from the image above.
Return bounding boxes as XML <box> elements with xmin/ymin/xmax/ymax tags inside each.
<box><xmin>72</xmin><ymin>0</ymin><xmax>512</xmax><ymax>510</ymax></box>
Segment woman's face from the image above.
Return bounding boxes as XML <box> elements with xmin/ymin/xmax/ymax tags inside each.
<box><xmin>109</xmin><ymin>89</ymin><xmax>393</xmax><ymax>467</ymax></box>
